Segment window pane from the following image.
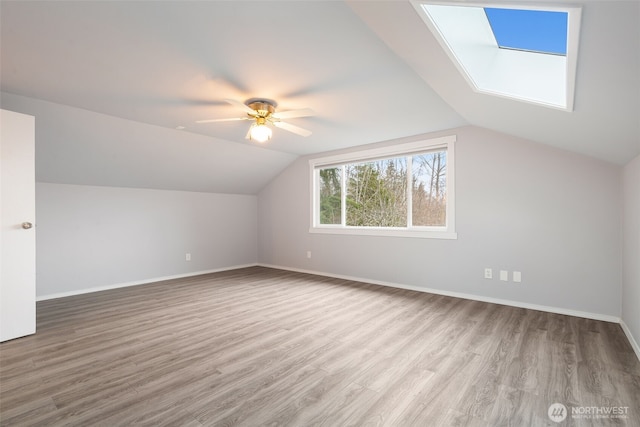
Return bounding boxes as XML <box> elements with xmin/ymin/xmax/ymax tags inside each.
<box><xmin>346</xmin><ymin>158</ymin><xmax>407</xmax><ymax>227</ymax></box>
<box><xmin>484</xmin><ymin>8</ymin><xmax>568</xmax><ymax>55</ymax></box>
<box><xmin>319</xmin><ymin>167</ymin><xmax>342</xmax><ymax>225</ymax></box>
<box><xmin>412</xmin><ymin>151</ymin><xmax>446</xmax><ymax>226</ymax></box>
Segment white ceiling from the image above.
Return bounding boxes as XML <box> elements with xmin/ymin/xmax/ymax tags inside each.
<box><xmin>349</xmin><ymin>0</ymin><xmax>640</xmax><ymax>164</ymax></box>
<box><xmin>1</xmin><ymin>1</ymin><xmax>638</xmax><ymax>194</ymax></box>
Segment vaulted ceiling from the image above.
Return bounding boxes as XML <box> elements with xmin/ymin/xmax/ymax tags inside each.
<box><xmin>1</xmin><ymin>1</ymin><xmax>638</xmax><ymax>194</ymax></box>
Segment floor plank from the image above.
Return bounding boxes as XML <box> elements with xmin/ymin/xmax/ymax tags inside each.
<box><xmin>1</xmin><ymin>267</ymin><xmax>638</xmax><ymax>426</ymax></box>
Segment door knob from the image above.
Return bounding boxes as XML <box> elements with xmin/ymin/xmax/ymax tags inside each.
<box><xmin>21</xmin><ymin>222</ymin><xmax>33</xmax><ymax>229</ymax></box>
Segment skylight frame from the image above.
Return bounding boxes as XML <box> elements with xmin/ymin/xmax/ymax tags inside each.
<box><xmin>411</xmin><ymin>1</ymin><xmax>582</xmax><ymax>111</ymax></box>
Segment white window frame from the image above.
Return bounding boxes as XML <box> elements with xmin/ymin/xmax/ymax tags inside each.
<box><xmin>309</xmin><ymin>135</ymin><xmax>457</xmax><ymax>239</ymax></box>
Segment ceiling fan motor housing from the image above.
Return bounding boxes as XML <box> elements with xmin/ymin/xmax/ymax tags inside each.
<box><xmin>195</xmin><ymin>98</ymin><xmax>312</xmax><ymax>138</ymax></box>
<box><xmin>247</xmin><ymin>100</ymin><xmax>276</xmax><ymax>118</ymax></box>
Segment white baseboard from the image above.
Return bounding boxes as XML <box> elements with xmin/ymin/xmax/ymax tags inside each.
<box><xmin>258</xmin><ymin>263</ymin><xmax>621</xmax><ymax>324</ymax></box>
<box><xmin>36</xmin><ymin>263</ymin><xmax>258</xmax><ymax>301</ymax></box>
<box><xmin>620</xmin><ymin>320</ymin><xmax>640</xmax><ymax>362</ymax></box>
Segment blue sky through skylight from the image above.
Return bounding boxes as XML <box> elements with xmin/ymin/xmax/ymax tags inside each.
<box><xmin>484</xmin><ymin>8</ymin><xmax>568</xmax><ymax>55</ymax></box>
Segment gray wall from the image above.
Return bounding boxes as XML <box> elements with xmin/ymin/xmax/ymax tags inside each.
<box><xmin>36</xmin><ymin>183</ymin><xmax>257</xmax><ymax>298</ymax></box>
<box><xmin>622</xmin><ymin>155</ymin><xmax>640</xmax><ymax>349</ymax></box>
<box><xmin>258</xmin><ymin>126</ymin><xmax>623</xmax><ymax>318</ymax></box>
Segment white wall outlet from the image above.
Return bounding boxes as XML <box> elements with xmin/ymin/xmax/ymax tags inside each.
<box><xmin>500</xmin><ymin>270</ymin><xmax>508</xmax><ymax>281</ymax></box>
<box><xmin>484</xmin><ymin>268</ymin><xmax>492</xmax><ymax>279</ymax></box>
<box><xmin>306</xmin><ymin>251</ymin><xmax>312</xmax><ymax>259</ymax></box>
<box><xmin>185</xmin><ymin>253</ymin><xmax>191</xmax><ymax>261</ymax></box>
<box><xmin>513</xmin><ymin>271</ymin><xmax>522</xmax><ymax>283</ymax></box>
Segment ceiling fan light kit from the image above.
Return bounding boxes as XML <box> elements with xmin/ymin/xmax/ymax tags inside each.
<box><xmin>196</xmin><ymin>98</ymin><xmax>314</xmax><ymax>143</ymax></box>
<box><xmin>247</xmin><ymin>101</ymin><xmax>274</xmax><ymax>143</ymax></box>
<box><xmin>249</xmin><ymin>122</ymin><xmax>272</xmax><ymax>143</ymax></box>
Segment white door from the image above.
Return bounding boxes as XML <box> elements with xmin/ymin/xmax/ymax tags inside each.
<box><xmin>0</xmin><ymin>109</ymin><xmax>36</xmax><ymax>342</ymax></box>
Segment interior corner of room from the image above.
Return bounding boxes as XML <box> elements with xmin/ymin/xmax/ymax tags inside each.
<box><xmin>1</xmin><ymin>1</ymin><xmax>638</xmax><ymax>424</ymax></box>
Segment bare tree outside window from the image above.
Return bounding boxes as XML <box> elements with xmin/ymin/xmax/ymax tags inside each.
<box><xmin>318</xmin><ymin>150</ymin><xmax>447</xmax><ymax>228</ymax></box>
<box><xmin>412</xmin><ymin>152</ymin><xmax>447</xmax><ymax>226</ymax></box>
<box><xmin>346</xmin><ymin>158</ymin><xmax>407</xmax><ymax>227</ymax></box>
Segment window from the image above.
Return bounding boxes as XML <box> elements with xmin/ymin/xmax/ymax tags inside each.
<box><xmin>310</xmin><ymin>135</ymin><xmax>456</xmax><ymax>239</ymax></box>
<box><xmin>484</xmin><ymin>8</ymin><xmax>568</xmax><ymax>55</ymax></box>
<box><xmin>411</xmin><ymin>2</ymin><xmax>581</xmax><ymax>110</ymax></box>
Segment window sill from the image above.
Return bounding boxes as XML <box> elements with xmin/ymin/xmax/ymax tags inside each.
<box><xmin>309</xmin><ymin>227</ymin><xmax>457</xmax><ymax>240</ymax></box>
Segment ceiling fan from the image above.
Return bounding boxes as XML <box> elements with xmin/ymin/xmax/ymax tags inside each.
<box><xmin>196</xmin><ymin>99</ymin><xmax>314</xmax><ymax>143</ymax></box>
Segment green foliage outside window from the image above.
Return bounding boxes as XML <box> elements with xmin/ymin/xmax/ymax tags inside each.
<box><xmin>319</xmin><ymin>151</ymin><xmax>446</xmax><ymax>228</ymax></box>
<box><xmin>319</xmin><ymin>168</ymin><xmax>341</xmax><ymax>224</ymax></box>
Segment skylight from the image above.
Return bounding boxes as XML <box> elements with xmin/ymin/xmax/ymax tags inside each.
<box><xmin>484</xmin><ymin>8</ymin><xmax>568</xmax><ymax>55</ymax></box>
<box><xmin>411</xmin><ymin>2</ymin><xmax>581</xmax><ymax>111</ymax></box>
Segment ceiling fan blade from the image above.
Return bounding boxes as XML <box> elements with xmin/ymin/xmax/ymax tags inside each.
<box><xmin>195</xmin><ymin>117</ymin><xmax>249</xmax><ymax>123</ymax></box>
<box><xmin>273</xmin><ymin>121</ymin><xmax>312</xmax><ymax>137</ymax></box>
<box><xmin>224</xmin><ymin>98</ymin><xmax>256</xmax><ymax>115</ymax></box>
<box><xmin>272</xmin><ymin>108</ymin><xmax>315</xmax><ymax>120</ymax></box>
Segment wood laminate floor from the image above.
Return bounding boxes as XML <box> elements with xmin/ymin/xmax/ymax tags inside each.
<box><xmin>1</xmin><ymin>267</ymin><xmax>638</xmax><ymax>426</ymax></box>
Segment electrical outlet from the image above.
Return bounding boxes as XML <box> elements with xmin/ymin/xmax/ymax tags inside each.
<box><xmin>185</xmin><ymin>253</ymin><xmax>191</xmax><ymax>261</ymax></box>
<box><xmin>500</xmin><ymin>270</ymin><xmax>508</xmax><ymax>281</ymax></box>
<box><xmin>513</xmin><ymin>271</ymin><xmax>522</xmax><ymax>283</ymax></box>
<box><xmin>306</xmin><ymin>251</ymin><xmax>312</xmax><ymax>259</ymax></box>
<box><xmin>484</xmin><ymin>268</ymin><xmax>493</xmax><ymax>279</ymax></box>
